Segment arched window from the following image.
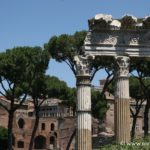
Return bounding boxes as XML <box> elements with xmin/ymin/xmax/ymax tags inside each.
<box><xmin>17</xmin><ymin>141</ymin><xmax>24</xmax><ymax>148</ymax></box>
<box><xmin>51</xmin><ymin>123</ymin><xmax>55</xmax><ymax>131</ymax></box>
<box><xmin>34</xmin><ymin>135</ymin><xmax>46</xmax><ymax>149</ymax></box>
<box><xmin>18</xmin><ymin>118</ymin><xmax>25</xmax><ymax>129</ymax></box>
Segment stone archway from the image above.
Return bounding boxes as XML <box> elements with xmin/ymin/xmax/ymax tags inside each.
<box><xmin>34</xmin><ymin>135</ymin><xmax>46</xmax><ymax>149</ymax></box>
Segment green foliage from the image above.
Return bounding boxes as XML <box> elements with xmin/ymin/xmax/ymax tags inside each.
<box><xmin>100</xmin><ymin>144</ymin><xmax>150</xmax><ymax>150</ymax></box>
<box><xmin>45</xmin><ymin>31</ymin><xmax>87</xmax><ymax>62</ymax></box>
<box><xmin>129</xmin><ymin>77</ymin><xmax>144</xmax><ymax>100</ymax></box>
<box><xmin>0</xmin><ymin>126</ymin><xmax>7</xmax><ymax>140</ymax></box>
<box><xmin>29</xmin><ymin>74</ymin><xmax>48</xmax><ymax>100</ymax></box>
<box><xmin>129</xmin><ymin>77</ymin><xmax>150</xmax><ymax>100</ymax></box>
<box><xmin>45</xmin><ymin>31</ymin><xmax>87</xmax><ymax>75</ymax></box>
<box><xmin>99</xmin><ymin>137</ymin><xmax>150</xmax><ymax>150</ymax></box>
<box><xmin>61</xmin><ymin>87</ymin><xmax>76</xmax><ymax>111</ymax></box>
<box><xmin>0</xmin><ymin>47</ymin><xmax>50</xmax><ymax>150</ymax></box>
<box><xmin>0</xmin><ymin>46</ymin><xmax>50</xmax><ymax>100</ymax></box>
<box><xmin>107</xmin><ymin>81</ymin><xmax>115</xmax><ymax>95</ymax></box>
<box><xmin>91</xmin><ymin>90</ymin><xmax>107</xmax><ymax>120</ymax></box>
<box><xmin>45</xmin><ymin>76</ymin><xmax>69</xmax><ymax>99</ymax></box>
<box><xmin>43</xmin><ymin>76</ymin><xmax>76</xmax><ymax>110</ymax></box>
<box><xmin>92</xmin><ymin>56</ymin><xmax>115</xmax><ymax>72</ymax></box>
<box><xmin>130</xmin><ymin>58</ymin><xmax>150</xmax><ymax>77</ymax></box>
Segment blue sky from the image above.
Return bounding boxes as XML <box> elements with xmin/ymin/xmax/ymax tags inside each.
<box><xmin>0</xmin><ymin>0</ymin><xmax>150</xmax><ymax>87</ymax></box>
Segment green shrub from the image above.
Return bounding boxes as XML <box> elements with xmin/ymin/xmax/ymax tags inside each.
<box><xmin>99</xmin><ymin>137</ymin><xmax>150</xmax><ymax>150</ymax></box>
<box><xmin>0</xmin><ymin>126</ymin><xmax>8</xmax><ymax>140</ymax></box>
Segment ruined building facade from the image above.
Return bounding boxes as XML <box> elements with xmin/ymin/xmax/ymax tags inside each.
<box><xmin>0</xmin><ymin>98</ymin><xmax>75</xmax><ymax>150</ymax></box>
<box><xmin>0</xmin><ymin>97</ymin><xmax>99</xmax><ymax>150</ymax></box>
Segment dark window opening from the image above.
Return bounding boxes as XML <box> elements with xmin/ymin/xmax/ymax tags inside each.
<box><xmin>18</xmin><ymin>118</ymin><xmax>25</xmax><ymax>129</ymax></box>
<box><xmin>28</xmin><ymin>112</ymin><xmax>33</xmax><ymax>117</ymax></box>
<box><xmin>42</xmin><ymin>123</ymin><xmax>45</xmax><ymax>130</ymax></box>
<box><xmin>34</xmin><ymin>136</ymin><xmax>46</xmax><ymax>149</ymax></box>
<box><xmin>17</xmin><ymin>141</ymin><xmax>24</xmax><ymax>148</ymax></box>
<box><xmin>51</xmin><ymin>123</ymin><xmax>55</xmax><ymax>131</ymax></box>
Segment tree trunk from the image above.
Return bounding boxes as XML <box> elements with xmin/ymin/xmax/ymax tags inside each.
<box><xmin>144</xmin><ymin>100</ymin><xmax>150</xmax><ymax>136</ymax></box>
<box><xmin>131</xmin><ymin>115</ymin><xmax>137</xmax><ymax>140</ymax></box>
<box><xmin>66</xmin><ymin>129</ymin><xmax>76</xmax><ymax>150</ymax></box>
<box><xmin>28</xmin><ymin>109</ymin><xmax>40</xmax><ymax>150</ymax></box>
<box><xmin>7</xmin><ymin>111</ymin><xmax>14</xmax><ymax>150</ymax></box>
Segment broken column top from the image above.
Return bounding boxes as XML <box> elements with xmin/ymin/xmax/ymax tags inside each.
<box><xmin>88</xmin><ymin>14</ymin><xmax>150</xmax><ymax>31</ymax></box>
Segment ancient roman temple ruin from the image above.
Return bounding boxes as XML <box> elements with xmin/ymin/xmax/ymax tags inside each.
<box><xmin>74</xmin><ymin>14</ymin><xmax>150</xmax><ymax>150</ymax></box>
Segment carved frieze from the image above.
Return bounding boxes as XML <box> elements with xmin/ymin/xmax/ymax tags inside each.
<box><xmin>84</xmin><ymin>31</ymin><xmax>150</xmax><ymax>47</ymax></box>
<box><xmin>86</xmin><ymin>14</ymin><xmax>150</xmax><ymax>49</ymax></box>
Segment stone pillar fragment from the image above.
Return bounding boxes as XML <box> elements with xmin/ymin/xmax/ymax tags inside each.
<box><xmin>74</xmin><ymin>55</ymin><xmax>93</xmax><ymax>150</ymax></box>
<box><xmin>114</xmin><ymin>56</ymin><xmax>131</xmax><ymax>144</ymax></box>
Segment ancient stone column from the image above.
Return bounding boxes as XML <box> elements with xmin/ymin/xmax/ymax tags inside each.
<box><xmin>114</xmin><ymin>56</ymin><xmax>131</xmax><ymax>144</ymax></box>
<box><xmin>74</xmin><ymin>55</ymin><xmax>93</xmax><ymax>150</ymax></box>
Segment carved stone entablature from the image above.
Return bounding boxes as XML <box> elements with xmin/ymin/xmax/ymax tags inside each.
<box><xmin>74</xmin><ymin>55</ymin><xmax>94</xmax><ymax>76</ymax></box>
<box><xmin>88</xmin><ymin>13</ymin><xmax>150</xmax><ymax>31</ymax></box>
<box><xmin>84</xmin><ymin>30</ymin><xmax>150</xmax><ymax>47</ymax></box>
<box><xmin>95</xmin><ymin>14</ymin><xmax>112</xmax><ymax>22</ymax></box>
<box><xmin>89</xmin><ymin>14</ymin><xmax>112</xmax><ymax>30</ymax></box>
<box><xmin>121</xmin><ymin>15</ymin><xmax>137</xmax><ymax>29</ymax></box>
<box><xmin>115</xmin><ymin>56</ymin><xmax>130</xmax><ymax>77</ymax></box>
<box><xmin>143</xmin><ymin>16</ymin><xmax>150</xmax><ymax>29</ymax></box>
<box><xmin>84</xmin><ymin>14</ymin><xmax>150</xmax><ymax>57</ymax></box>
<box><xmin>110</xmin><ymin>20</ymin><xmax>121</xmax><ymax>29</ymax></box>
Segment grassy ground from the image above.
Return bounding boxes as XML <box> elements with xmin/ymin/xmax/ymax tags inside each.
<box><xmin>98</xmin><ymin>136</ymin><xmax>150</xmax><ymax>150</ymax></box>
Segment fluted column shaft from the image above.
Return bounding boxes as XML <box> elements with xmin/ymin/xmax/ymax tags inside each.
<box><xmin>76</xmin><ymin>75</ymin><xmax>92</xmax><ymax>150</ymax></box>
<box><xmin>114</xmin><ymin>56</ymin><xmax>131</xmax><ymax>144</ymax></box>
<box><xmin>74</xmin><ymin>55</ymin><xmax>93</xmax><ymax>150</ymax></box>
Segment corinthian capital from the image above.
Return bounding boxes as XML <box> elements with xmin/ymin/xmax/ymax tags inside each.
<box><xmin>115</xmin><ymin>56</ymin><xmax>130</xmax><ymax>77</ymax></box>
<box><xmin>74</xmin><ymin>55</ymin><xmax>95</xmax><ymax>76</ymax></box>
